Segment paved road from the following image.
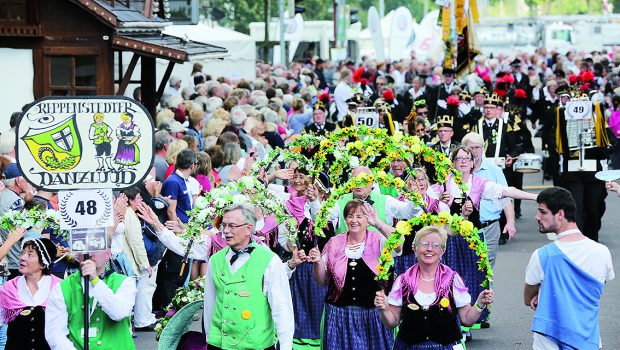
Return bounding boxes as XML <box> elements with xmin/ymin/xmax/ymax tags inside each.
<box><xmin>136</xmin><ymin>159</ymin><xmax>620</xmax><ymax>350</ymax></box>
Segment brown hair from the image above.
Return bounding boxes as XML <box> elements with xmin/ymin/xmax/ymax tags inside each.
<box><xmin>196</xmin><ymin>152</ymin><xmax>214</xmax><ymax>183</ymax></box>
<box><xmin>343</xmin><ymin>199</ymin><xmax>367</xmax><ymax>217</ymax></box>
<box><xmin>223</xmin><ymin>96</ymin><xmax>239</xmax><ymax>111</ymax></box>
<box><xmin>216</xmin><ymin>131</ymin><xmax>240</xmax><ymax>146</ymax></box>
<box><xmin>205</xmin><ymin>145</ymin><xmax>225</xmax><ymax>168</ymax></box>
<box><xmin>450</xmin><ymin>145</ymin><xmax>475</xmax><ymax>163</ymax></box>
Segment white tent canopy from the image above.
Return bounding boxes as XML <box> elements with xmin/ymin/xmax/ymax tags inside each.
<box><xmin>163</xmin><ymin>24</ymin><xmax>256</xmax><ymax>81</ymax></box>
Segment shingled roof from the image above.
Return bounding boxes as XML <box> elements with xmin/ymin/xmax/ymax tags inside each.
<box><xmin>70</xmin><ymin>0</ymin><xmax>227</xmax><ymax>61</ymax></box>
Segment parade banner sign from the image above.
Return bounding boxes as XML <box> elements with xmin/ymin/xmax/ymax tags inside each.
<box><xmin>58</xmin><ymin>189</ymin><xmax>114</xmax><ymax>229</ymax></box>
<box><xmin>565</xmin><ymin>100</ymin><xmax>592</xmax><ymax>120</ymax></box>
<box><xmin>16</xmin><ymin>97</ymin><xmax>154</xmax><ymax>190</ymax></box>
<box><xmin>354</xmin><ymin>107</ymin><xmax>379</xmax><ymax>128</ymax></box>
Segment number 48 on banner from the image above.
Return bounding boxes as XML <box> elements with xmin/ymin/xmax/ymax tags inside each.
<box><xmin>58</xmin><ymin>189</ymin><xmax>114</xmax><ymax>229</ymax></box>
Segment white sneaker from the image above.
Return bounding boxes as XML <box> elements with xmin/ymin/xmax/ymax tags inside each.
<box><xmin>546</xmin><ymin>232</ymin><xmax>557</xmax><ymax>241</ymax></box>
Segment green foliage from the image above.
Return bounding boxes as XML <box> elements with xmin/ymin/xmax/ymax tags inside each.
<box><xmin>201</xmin><ymin>0</ymin><xmax>436</xmax><ymax>34</ymax></box>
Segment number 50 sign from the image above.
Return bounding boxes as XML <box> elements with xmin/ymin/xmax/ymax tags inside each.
<box><xmin>58</xmin><ymin>189</ymin><xmax>114</xmax><ymax>229</ymax></box>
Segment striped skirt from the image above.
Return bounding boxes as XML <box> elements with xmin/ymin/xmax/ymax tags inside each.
<box><xmin>290</xmin><ymin>263</ymin><xmax>327</xmax><ymax>340</ymax></box>
<box><xmin>323</xmin><ymin>304</ymin><xmax>394</xmax><ymax>350</ymax></box>
<box><xmin>393</xmin><ymin>253</ymin><xmax>418</xmax><ymax>277</ymax></box>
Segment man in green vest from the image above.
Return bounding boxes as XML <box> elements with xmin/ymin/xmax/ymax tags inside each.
<box><xmin>45</xmin><ymin>249</ymin><xmax>137</xmax><ymax>350</ymax></box>
<box><xmin>204</xmin><ymin>203</ymin><xmax>294</xmax><ymax>350</ymax></box>
<box><xmin>88</xmin><ymin>113</ymin><xmax>114</xmax><ymax>171</ymax></box>
<box><xmin>308</xmin><ymin>166</ymin><xmax>422</xmax><ymax>234</ymax></box>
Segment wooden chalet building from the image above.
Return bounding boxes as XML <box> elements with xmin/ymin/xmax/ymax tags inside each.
<box><xmin>0</xmin><ymin>0</ymin><xmax>227</xmax><ymax>116</ymax></box>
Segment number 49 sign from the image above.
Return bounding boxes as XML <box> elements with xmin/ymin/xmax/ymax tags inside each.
<box><xmin>565</xmin><ymin>100</ymin><xmax>592</xmax><ymax>120</ymax></box>
<box><xmin>58</xmin><ymin>189</ymin><xmax>114</xmax><ymax>229</ymax></box>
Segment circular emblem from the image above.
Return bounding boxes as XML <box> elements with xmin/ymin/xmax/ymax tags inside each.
<box><xmin>241</xmin><ymin>310</ymin><xmax>252</xmax><ymax>320</ymax></box>
<box><xmin>440</xmin><ymin>297</ymin><xmax>450</xmax><ymax>308</ymax></box>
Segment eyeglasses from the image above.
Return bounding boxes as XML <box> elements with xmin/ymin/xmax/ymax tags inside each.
<box><xmin>416</xmin><ymin>128</ymin><xmax>425</xmax><ymax>132</ymax></box>
<box><xmin>417</xmin><ymin>242</ymin><xmax>444</xmax><ymax>250</ymax></box>
<box><xmin>454</xmin><ymin>157</ymin><xmax>472</xmax><ymax>162</ymax></box>
<box><xmin>218</xmin><ymin>223</ymin><xmax>249</xmax><ymax>231</ymax></box>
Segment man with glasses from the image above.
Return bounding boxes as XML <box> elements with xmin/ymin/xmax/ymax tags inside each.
<box><xmin>139</xmin><ymin>203</ymin><xmax>295</xmax><ymax>350</ymax></box>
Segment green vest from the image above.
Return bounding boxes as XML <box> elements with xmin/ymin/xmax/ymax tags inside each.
<box><xmin>60</xmin><ymin>272</ymin><xmax>135</xmax><ymax>350</ymax></box>
<box><xmin>208</xmin><ymin>245</ymin><xmax>277</xmax><ymax>349</ymax></box>
<box><xmin>336</xmin><ymin>192</ymin><xmax>387</xmax><ymax>234</ymax></box>
<box><xmin>379</xmin><ymin>185</ymin><xmax>400</xmax><ymax>198</ymax></box>
<box><xmin>92</xmin><ymin>123</ymin><xmax>111</xmax><ymax>145</ymax></box>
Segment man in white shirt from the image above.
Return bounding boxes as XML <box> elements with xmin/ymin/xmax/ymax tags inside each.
<box><xmin>334</xmin><ymin>68</ymin><xmax>354</xmax><ymax>122</ymax></box>
<box><xmin>45</xmin><ymin>249</ymin><xmax>137</xmax><ymax>349</ymax></box>
<box><xmin>164</xmin><ymin>75</ymin><xmax>182</xmax><ymax>97</ymax></box>
<box><xmin>524</xmin><ymin>187</ymin><xmax>614</xmax><ymax>350</ymax></box>
<box><xmin>142</xmin><ymin>203</ymin><xmax>294</xmax><ymax>350</ymax></box>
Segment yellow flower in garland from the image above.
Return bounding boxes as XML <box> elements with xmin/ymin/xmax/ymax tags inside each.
<box><xmin>381</xmin><ymin>252</ymin><xmax>394</xmax><ymax>263</ymax></box>
<box><xmin>411</xmin><ymin>143</ymin><xmax>421</xmax><ymax>154</ymax></box>
<box><xmin>388</xmin><ymin>151</ymin><xmax>400</xmax><ymax>160</ymax></box>
<box><xmin>393</xmin><ymin>178</ymin><xmax>405</xmax><ymax>190</ymax></box>
<box><xmin>320</xmin><ymin>139</ymin><xmax>334</xmax><ymax>149</ymax></box>
<box><xmin>377</xmin><ymin>264</ymin><xmax>386</xmax><ymax>275</ymax></box>
<box><xmin>460</xmin><ymin>220</ymin><xmax>474</xmax><ymax>236</ymax></box>
<box><xmin>434</xmin><ymin>210</ymin><xmax>451</xmax><ymax>226</ymax></box>
<box><xmin>423</xmin><ymin>154</ymin><xmax>434</xmax><ymax>163</ymax></box>
<box><xmin>392</xmin><ymin>132</ymin><xmax>403</xmax><ymax>143</ymax></box>
<box><xmin>396</xmin><ymin>221</ymin><xmax>412</xmax><ymax>235</ymax></box>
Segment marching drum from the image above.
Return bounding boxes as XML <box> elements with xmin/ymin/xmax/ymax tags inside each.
<box><xmin>514</xmin><ymin>153</ymin><xmax>543</xmax><ymax>173</ymax></box>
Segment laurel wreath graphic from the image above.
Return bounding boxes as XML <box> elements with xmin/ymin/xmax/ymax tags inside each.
<box><xmin>95</xmin><ymin>190</ymin><xmax>112</xmax><ymax>226</ymax></box>
<box><xmin>60</xmin><ymin>192</ymin><xmax>78</xmax><ymax>228</ymax></box>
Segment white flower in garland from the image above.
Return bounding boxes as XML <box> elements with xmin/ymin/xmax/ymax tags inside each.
<box><xmin>213</xmin><ymin>197</ymin><xmax>228</xmax><ymax>209</ymax></box>
<box><xmin>195</xmin><ymin>196</ymin><xmax>209</xmax><ymax>210</ymax></box>
<box><xmin>232</xmin><ymin>194</ymin><xmax>246</xmax><ymax>204</ymax></box>
<box><xmin>241</xmin><ymin>176</ymin><xmax>256</xmax><ymax>189</ymax></box>
<box><xmin>350</xmin><ymin>156</ymin><xmax>360</xmax><ymax>168</ymax></box>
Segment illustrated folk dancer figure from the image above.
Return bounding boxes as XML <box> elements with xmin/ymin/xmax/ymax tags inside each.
<box><xmin>114</xmin><ymin>112</ymin><xmax>141</xmax><ymax>170</ymax></box>
<box><xmin>88</xmin><ymin>113</ymin><xmax>114</xmax><ymax>172</ymax></box>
